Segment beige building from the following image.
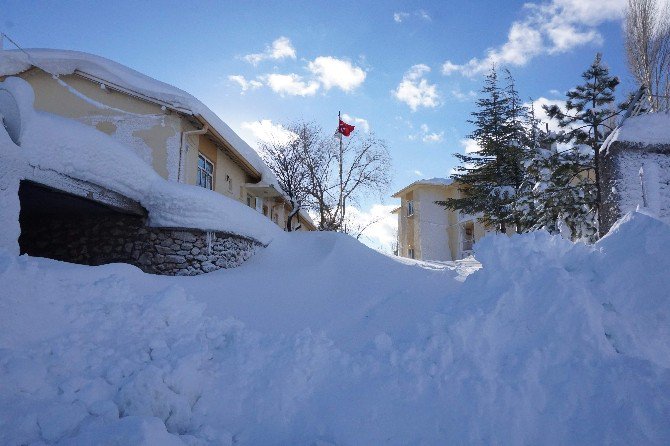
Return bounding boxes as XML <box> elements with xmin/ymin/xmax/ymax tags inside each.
<box><xmin>0</xmin><ymin>49</ymin><xmax>315</xmax><ymax>232</ymax></box>
<box><xmin>392</xmin><ymin>178</ymin><xmax>489</xmax><ymax>261</ymax></box>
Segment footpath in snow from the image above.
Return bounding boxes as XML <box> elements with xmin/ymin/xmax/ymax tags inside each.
<box><xmin>1</xmin><ymin>212</ymin><xmax>669</xmax><ymax>445</ymax></box>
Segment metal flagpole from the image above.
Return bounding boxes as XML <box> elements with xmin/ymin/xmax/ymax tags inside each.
<box><xmin>338</xmin><ymin>111</ymin><xmax>344</xmax><ymax>230</ymax></box>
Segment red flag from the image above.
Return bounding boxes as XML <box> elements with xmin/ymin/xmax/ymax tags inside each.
<box><xmin>338</xmin><ymin>119</ymin><xmax>355</xmax><ymax>137</ymax></box>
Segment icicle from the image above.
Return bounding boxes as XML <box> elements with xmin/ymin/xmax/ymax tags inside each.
<box><xmin>639</xmin><ymin>167</ymin><xmax>648</xmax><ymax>208</ymax></box>
<box><xmin>206</xmin><ymin>231</ymin><xmax>212</xmax><ymax>255</ymax></box>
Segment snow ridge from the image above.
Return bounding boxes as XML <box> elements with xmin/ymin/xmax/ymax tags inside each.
<box><xmin>0</xmin><ymin>213</ymin><xmax>669</xmax><ymax>444</ymax></box>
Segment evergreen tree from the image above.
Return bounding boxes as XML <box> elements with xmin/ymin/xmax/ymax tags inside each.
<box><xmin>543</xmin><ymin>53</ymin><xmax>620</xmax><ymax>235</ymax></box>
<box><xmin>520</xmin><ymin>109</ymin><xmax>599</xmax><ymax>241</ymax></box>
<box><xmin>439</xmin><ymin>67</ymin><xmax>531</xmax><ymax>233</ymax></box>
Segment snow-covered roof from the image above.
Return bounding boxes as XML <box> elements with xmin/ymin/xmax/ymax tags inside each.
<box><xmin>1</xmin><ymin>76</ymin><xmax>282</xmax><ymax>244</ymax></box>
<box><xmin>604</xmin><ymin>113</ymin><xmax>670</xmax><ymax>149</ymax></box>
<box><xmin>0</xmin><ymin>48</ymin><xmax>315</xmax><ymax>229</ymax></box>
<box><xmin>392</xmin><ymin>177</ymin><xmax>454</xmax><ymax>197</ymax></box>
<box><xmin>0</xmin><ymin>49</ymin><xmax>271</xmax><ymax>180</ymax></box>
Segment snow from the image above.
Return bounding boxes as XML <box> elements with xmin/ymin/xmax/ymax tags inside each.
<box><xmin>1</xmin><ymin>212</ymin><xmax>669</xmax><ymax>444</ymax></box>
<box><xmin>393</xmin><ymin>177</ymin><xmax>453</xmax><ymax>196</ymax></box>
<box><xmin>0</xmin><ymin>49</ymin><xmax>280</xmax><ymax>191</ymax></box>
<box><xmin>416</xmin><ymin>177</ymin><xmax>453</xmax><ymax>186</ymax></box>
<box><xmin>0</xmin><ymin>76</ymin><xmax>280</xmax><ymax>244</ymax></box>
<box><xmin>605</xmin><ymin>112</ymin><xmax>670</xmax><ymax>146</ymax></box>
<box><xmin>601</xmin><ymin>112</ymin><xmax>670</xmax><ymax>225</ymax></box>
<box><xmin>0</xmin><ymin>48</ymin><xmax>315</xmax><ymax>227</ymax></box>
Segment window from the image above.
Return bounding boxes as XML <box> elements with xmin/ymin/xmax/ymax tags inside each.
<box><xmin>408</xmin><ymin>247</ymin><xmax>415</xmax><ymax>259</ymax></box>
<box><xmin>462</xmin><ymin>222</ymin><xmax>475</xmax><ymax>253</ymax></box>
<box><xmin>246</xmin><ymin>194</ymin><xmax>254</xmax><ymax>208</ymax></box>
<box><xmin>407</xmin><ymin>200</ymin><xmax>414</xmax><ymax>216</ymax></box>
<box><xmin>197</xmin><ymin>154</ymin><xmax>214</xmax><ymax>190</ymax></box>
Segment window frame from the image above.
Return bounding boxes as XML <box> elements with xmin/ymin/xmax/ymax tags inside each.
<box><xmin>407</xmin><ymin>200</ymin><xmax>414</xmax><ymax>217</ymax></box>
<box><xmin>196</xmin><ymin>153</ymin><xmax>214</xmax><ymax>190</ymax></box>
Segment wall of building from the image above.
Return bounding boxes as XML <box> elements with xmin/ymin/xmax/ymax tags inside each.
<box><xmin>394</xmin><ymin>184</ymin><xmax>495</xmax><ymax>261</ymax></box>
<box><xmin>397</xmin><ymin>191</ymin><xmax>416</xmax><ymax>258</ymax></box>
<box><xmin>415</xmin><ymin>188</ymin><xmax>451</xmax><ymax>261</ymax></box>
<box><xmin>14</xmin><ymin>70</ymin><xmax>184</xmax><ymax>181</ymax></box>
<box><xmin>7</xmin><ymin>69</ymin><xmax>306</xmax><ymax>235</ymax></box>
<box><xmin>601</xmin><ymin>141</ymin><xmax>670</xmax><ymax>233</ymax></box>
<box><xmin>20</xmin><ymin>211</ymin><xmax>260</xmax><ymax>276</ymax></box>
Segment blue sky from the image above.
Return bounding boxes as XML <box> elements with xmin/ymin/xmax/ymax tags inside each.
<box><xmin>1</xmin><ymin>0</ymin><xmax>635</xmax><ymax>250</ymax></box>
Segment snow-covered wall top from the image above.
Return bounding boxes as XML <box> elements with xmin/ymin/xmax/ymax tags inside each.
<box><xmin>0</xmin><ymin>77</ymin><xmax>280</xmax><ymax>244</ymax></box>
<box><xmin>0</xmin><ymin>49</ymin><xmax>277</xmax><ymax>186</ymax></box>
<box><xmin>605</xmin><ymin>113</ymin><xmax>670</xmax><ymax>147</ymax></box>
<box><xmin>393</xmin><ymin>177</ymin><xmax>453</xmax><ymax>197</ymax></box>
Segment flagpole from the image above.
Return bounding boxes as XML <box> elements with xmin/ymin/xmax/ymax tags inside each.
<box><xmin>338</xmin><ymin>111</ymin><xmax>344</xmax><ymax>231</ymax></box>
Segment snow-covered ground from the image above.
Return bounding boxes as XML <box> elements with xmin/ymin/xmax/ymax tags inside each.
<box><xmin>1</xmin><ymin>212</ymin><xmax>669</xmax><ymax>445</ymax></box>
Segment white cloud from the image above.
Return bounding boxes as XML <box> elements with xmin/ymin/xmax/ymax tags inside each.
<box><xmin>393</xmin><ymin>12</ymin><xmax>410</xmax><ymax>23</ymax></box>
<box><xmin>394</xmin><ymin>9</ymin><xmax>431</xmax><ymax>23</ymax></box>
<box><xmin>228</xmin><ymin>75</ymin><xmax>263</xmax><ymax>92</ymax></box>
<box><xmin>460</xmin><ymin>138</ymin><xmax>480</xmax><ymax>153</ymax></box>
<box><xmin>417</xmin><ymin>9</ymin><xmax>432</xmax><ymax>21</ymax></box>
<box><xmin>264</xmin><ymin>73</ymin><xmax>320</xmax><ymax>97</ymax></box>
<box><xmin>244</xmin><ymin>36</ymin><xmax>297</xmax><ymax>65</ymax></box>
<box><xmin>346</xmin><ymin>204</ymin><xmax>398</xmax><ymax>253</ymax></box>
<box><xmin>241</xmin><ymin>119</ymin><xmax>297</xmax><ymax>145</ymax></box>
<box><xmin>459</xmin><ymin>22</ymin><xmax>544</xmax><ymax>76</ymax></box>
<box><xmin>413</xmin><ymin>169</ymin><xmax>424</xmax><ymax>176</ymax></box>
<box><xmin>525</xmin><ymin>97</ymin><xmax>568</xmax><ymax>133</ymax></box>
<box><xmin>393</xmin><ymin>64</ymin><xmax>440</xmax><ymax>111</ymax></box>
<box><xmin>414</xmin><ymin>123</ymin><xmax>444</xmax><ymax>143</ymax></box>
<box><xmin>307</xmin><ymin>56</ymin><xmax>366</xmax><ymax>92</ymax></box>
<box><xmin>441</xmin><ymin>0</ymin><xmax>626</xmax><ymax>77</ymax></box>
<box><xmin>441</xmin><ymin>61</ymin><xmax>460</xmax><ymax>75</ymax></box>
<box><xmin>423</xmin><ymin>132</ymin><xmax>444</xmax><ymax>143</ymax></box>
<box><xmin>341</xmin><ymin>113</ymin><xmax>370</xmax><ymax>133</ymax></box>
<box><xmin>450</xmin><ymin>88</ymin><xmax>477</xmax><ymax>102</ymax></box>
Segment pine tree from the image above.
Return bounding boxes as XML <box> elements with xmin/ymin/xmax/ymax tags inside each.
<box><xmin>543</xmin><ymin>53</ymin><xmax>620</xmax><ymax>235</ymax></box>
<box><xmin>439</xmin><ymin>67</ymin><xmax>531</xmax><ymax>233</ymax></box>
<box><xmin>520</xmin><ymin>110</ymin><xmax>599</xmax><ymax>241</ymax></box>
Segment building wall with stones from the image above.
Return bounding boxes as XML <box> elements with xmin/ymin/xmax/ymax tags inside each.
<box><xmin>600</xmin><ymin>140</ymin><xmax>670</xmax><ymax>234</ymax></box>
<box><xmin>19</xmin><ymin>212</ymin><xmax>260</xmax><ymax>276</ymax></box>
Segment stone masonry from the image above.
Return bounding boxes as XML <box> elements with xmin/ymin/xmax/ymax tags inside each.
<box><xmin>19</xmin><ymin>213</ymin><xmax>261</xmax><ymax>276</ymax></box>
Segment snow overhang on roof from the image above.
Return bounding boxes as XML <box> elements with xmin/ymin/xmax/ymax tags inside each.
<box><xmin>392</xmin><ymin>177</ymin><xmax>454</xmax><ymax>198</ymax></box>
<box><xmin>0</xmin><ymin>49</ymin><xmax>269</xmax><ymax>180</ymax></box>
<box><xmin>604</xmin><ymin>113</ymin><xmax>670</xmax><ymax>152</ymax></box>
<box><xmin>244</xmin><ymin>182</ymin><xmax>282</xmax><ymax>199</ymax></box>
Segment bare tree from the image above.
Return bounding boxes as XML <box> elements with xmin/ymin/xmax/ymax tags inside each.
<box><xmin>258</xmin><ymin>123</ymin><xmax>312</xmax><ymax>231</ymax></box>
<box><xmin>312</xmin><ymin>131</ymin><xmax>391</xmax><ymax>231</ymax></box>
<box><xmin>262</xmin><ymin>120</ymin><xmax>392</xmax><ymax>232</ymax></box>
<box><xmin>625</xmin><ymin>0</ymin><xmax>670</xmax><ymax>111</ymax></box>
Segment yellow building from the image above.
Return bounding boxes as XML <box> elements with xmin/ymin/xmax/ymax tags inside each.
<box><xmin>392</xmin><ymin>178</ymin><xmax>490</xmax><ymax>261</ymax></box>
<box><xmin>0</xmin><ymin>49</ymin><xmax>315</xmax><ymax>232</ymax></box>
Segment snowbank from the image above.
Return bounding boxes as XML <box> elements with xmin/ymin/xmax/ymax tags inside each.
<box><xmin>0</xmin><ymin>77</ymin><xmax>280</xmax><ymax>244</ymax></box>
<box><xmin>1</xmin><ymin>212</ymin><xmax>669</xmax><ymax>444</ymax></box>
<box><xmin>606</xmin><ymin>113</ymin><xmax>670</xmax><ymax>146</ymax></box>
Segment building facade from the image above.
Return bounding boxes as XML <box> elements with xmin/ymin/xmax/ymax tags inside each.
<box><xmin>0</xmin><ymin>49</ymin><xmax>315</xmax><ymax>232</ymax></box>
<box><xmin>392</xmin><ymin>178</ymin><xmax>488</xmax><ymax>261</ymax></box>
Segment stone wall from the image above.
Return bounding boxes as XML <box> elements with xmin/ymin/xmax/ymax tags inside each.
<box><xmin>19</xmin><ymin>213</ymin><xmax>260</xmax><ymax>276</ymax></box>
<box><xmin>600</xmin><ymin>140</ymin><xmax>670</xmax><ymax>234</ymax></box>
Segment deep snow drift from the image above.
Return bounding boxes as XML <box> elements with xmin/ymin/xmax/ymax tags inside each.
<box><xmin>1</xmin><ymin>212</ymin><xmax>669</xmax><ymax>445</ymax></box>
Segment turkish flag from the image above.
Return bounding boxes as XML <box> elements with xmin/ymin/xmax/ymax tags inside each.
<box><xmin>338</xmin><ymin>119</ymin><xmax>355</xmax><ymax>137</ymax></box>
